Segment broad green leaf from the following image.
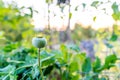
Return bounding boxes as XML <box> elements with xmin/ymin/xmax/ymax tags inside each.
<box><xmin>82</xmin><ymin>57</ymin><xmax>92</xmax><ymax>73</ymax></box>
<box><xmin>112</xmin><ymin>13</ymin><xmax>119</xmax><ymax>20</ymax></box>
<box><xmin>51</xmin><ymin>50</ymin><xmax>63</xmax><ymax>59</ymax></box>
<box><xmin>110</xmin><ymin>33</ymin><xmax>118</xmax><ymax>41</ymax></box>
<box><xmin>0</xmin><ymin>65</ymin><xmax>16</xmax><ymax>80</ymax></box>
<box><xmin>105</xmin><ymin>54</ymin><xmax>117</xmax><ymax>64</ymax></box>
<box><xmin>67</xmin><ymin>44</ymin><xmax>80</xmax><ymax>52</ymax></box>
<box><xmin>60</xmin><ymin>44</ymin><xmax>68</xmax><ymax>62</ymax></box>
<box><xmin>40</xmin><ymin>50</ymin><xmax>55</xmax><ymax>60</ymax></box>
<box><xmin>40</xmin><ymin>50</ymin><xmax>55</xmax><ymax>68</ymax></box>
<box><xmin>62</xmin><ymin>70</ymin><xmax>71</xmax><ymax>80</ymax></box>
<box><xmin>69</xmin><ymin>61</ymin><xmax>79</xmax><ymax>73</ymax></box>
<box><xmin>103</xmin><ymin>54</ymin><xmax>117</xmax><ymax>69</ymax></box>
<box><xmin>41</xmin><ymin>57</ymin><xmax>55</xmax><ymax>68</ymax></box>
<box><xmin>93</xmin><ymin>57</ymin><xmax>101</xmax><ymax>72</ymax></box>
<box><xmin>0</xmin><ymin>65</ymin><xmax>14</xmax><ymax>72</ymax></box>
<box><xmin>31</xmin><ymin>66</ymin><xmax>39</xmax><ymax>79</ymax></box>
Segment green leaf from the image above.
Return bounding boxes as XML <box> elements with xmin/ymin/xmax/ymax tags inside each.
<box><xmin>51</xmin><ymin>50</ymin><xmax>63</xmax><ymax>59</ymax></box>
<box><xmin>93</xmin><ymin>57</ymin><xmax>101</xmax><ymax>72</ymax></box>
<box><xmin>91</xmin><ymin>1</ymin><xmax>99</xmax><ymax>8</ymax></box>
<box><xmin>110</xmin><ymin>33</ymin><xmax>118</xmax><ymax>41</ymax></box>
<box><xmin>82</xmin><ymin>57</ymin><xmax>92</xmax><ymax>73</ymax></box>
<box><xmin>0</xmin><ymin>65</ymin><xmax>16</xmax><ymax>80</ymax></box>
<box><xmin>43</xmin><ymin>65</ymin><xmax>54</xmax><ymax>76</ymax></box>
<box><xmin>69</xmin><ymin>61</ymin><xmax>79</xmax><ymax>73</ymax></box>
<box><xmin>62</xmin><ymin>70</ymin><xmax>71</xmax><ymax>80</ymax></box>
<box><xmin>103</xmin><ymin>54</ymin><xmax>117</xmax><ymax>69</ymax></box>
<box><xmin>40</xmin><ymin>50</ymin><xmax>55</xmax><ymax>68</ymax></box>
<box><xmin>40</xmin><ymin>50</ymin><xmax>53</xmax><ymax>59</ymax></box>
<box><xmin>31</xmin><ymin>66</ymin><xmax>39</xmax><ymax>79</ymax></box>
<box><xmin>93</xmin><ymin>16</ymin><xmax>96</xmax><ymax>21</ymax></box>
<box><xmin>112</xmin><ymin>12</ymin><xmax>120</xmax><ymax>21</ymax></box>
<box><xmin>60</xmin><ymin>44</ymin><xmax>68</xmax><ymax>62</ymax></box>
<box><xmin>67</xmin><ymin>44</ymin><xmax>80</xmax><ymax>52</ymax></box>
<box><xmin>105</xmin><ymin>54</ymin><xmax>117</xmax><ymax>64</ymax></box>
<box><xmin>82</xmin><ymin>3</ymin><xmax>86</xmax><ymax>8</ymax></box>
<box><xmin>0</xmin><ymin>65</ymin><xmax>14</xmax><ymax>72</ymax></box>
<box><xmin>69</xmin><ymin>12</ymin><xmax>72</xmax><ymax>19</ymax></box>
<box><xmin>112</xmin><ymin>2</ymin><xmax>119</xmax><ymax>14</ymax></box>
<box><xmin>111</xmin><ymin>2</ymin><xmax>120</xmax><ymax>20</ymax></box>
<box><xmin>75</xmin><ymin>6</ymin><xmax>79</xmax><ymax>11</ymax></box>
<box><xmin>28</xmin><ymin>7</ymin><xmax>33</xmax><ymax>17</ymax></box>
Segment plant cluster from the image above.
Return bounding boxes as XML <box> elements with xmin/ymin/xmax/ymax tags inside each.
<box><xmin>0</xmin><ymin>41</ymin><xmax>118</xmax><ymax>80</ymax></box>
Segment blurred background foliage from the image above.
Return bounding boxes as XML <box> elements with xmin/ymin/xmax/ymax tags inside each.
<box><xmin>0</xmin><ymin>0</ymin><xmax>34</xmax><ymax>43</ymax></box>
<box><xmin>0</xmin><ymin>0</ymin><xmax>120</xmax><ymax>80</ymax></box>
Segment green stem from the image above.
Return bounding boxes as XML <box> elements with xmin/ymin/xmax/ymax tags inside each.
<box><xmin>38</xmin><ymin>48</ymin><xmax>44</xmax><ymax>80</ymax></box>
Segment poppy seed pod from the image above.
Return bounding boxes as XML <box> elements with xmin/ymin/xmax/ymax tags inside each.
<box><xmin>32</xmin><ymin>37</ymin><xmax>47</xmax><ymax>48</ymax></box>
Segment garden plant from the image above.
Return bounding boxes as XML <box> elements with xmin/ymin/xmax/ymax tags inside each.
<box><xmin>0</xmin><ymin>0</ymin><xmax>120</xmax><ymax>80</ymax></box>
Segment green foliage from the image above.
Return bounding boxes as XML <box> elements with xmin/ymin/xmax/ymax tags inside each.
<box><xmin>69</xmin><ymin>12</ymin><xmax>72</xmax><ymax>19</ymax></box>
<box><xmin>112</xmin><ymin>2</ymin><xmax>120</xmax><ymax>20</ymax></box>
<box><xmin>93</xmin><ymin>54</ymin><xmax>117</xmax><ymax>72</ymax></box>
<box><xmin>72</xmin><ymin>24</ymin><xmax>97</xmax><ymax>41</ymax></box>
<box><xmin>0</xmin><ymin>1</ymin><xmax>34</xmax><ymax>42</ymax></box>
<box><xmin>0</xmin><ymin>0</ymin><xmax>120</xmax><ymax>80</ymax></box>
<box><xmin>112</xmin><ymin>2</ymin><xmax>119</xmax><ymax>14</ymax></box>
<box><xmin>82</xmin><ymin>3</ymin><xmax>86</xmax><ymax>9</ymax></box>
<box><xmin>46</xmin><ymin>0</ymin><xmax>53</xmax><ymax>4</ymax></box>
<box><xmin>105</xmin><ymin>42</ymin><xmax>113</xmax><ymax>49</ymax></box>
<box><xmin>93</xmin><ymin>16</ymin><xmax>96</xmax><ymax>21</ymax></box>
<box><xmin>0</xmin><ymin>65</ymin><xmax>16</xmax><ymax>80</ymax></box>
<box><xmin>103</xmin><ymin>54</ymin><xmax>117</xmax><ymax>69</ymax></box>
<box><xmin>93</xmin><ymin>57</ymin><xmax>101</xmax><ymax>72</ymax></box>
<box><xmin>82</xmin><ymin>57</ymin><xmax>92</xmax><ymax>73</ymax></box>
<box><xmin>91</xmin><ymin>1</ymin><xmax>100</xmax><ymax>8</ymax></box>
<box><xmin>110</xmin><ymin>33</ymin><xmax>118</xmax><ymax>41</ymax></box>
<box><xmin>1</xmin><ymin>42</ymin><xmax>118</xmax><ymax>80</ymax></box>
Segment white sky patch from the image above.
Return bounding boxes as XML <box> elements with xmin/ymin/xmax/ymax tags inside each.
<box><xmin>3</xmin><ymin>0</ymin><xmax>118</xmax><ymax>30</ymax></box>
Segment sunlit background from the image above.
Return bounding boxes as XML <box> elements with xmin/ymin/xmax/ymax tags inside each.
<box><xmin>3</xmin><ymin>0</ymin><xmax>120</xmax><ymax>30</ymax></box>
<box><xmin>0</xmin><ymin>0</ymin><xmax>120</xmax><ymax>80</ymax></box>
